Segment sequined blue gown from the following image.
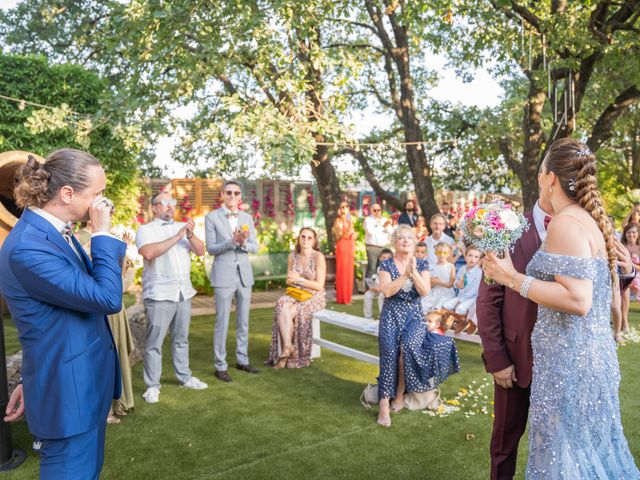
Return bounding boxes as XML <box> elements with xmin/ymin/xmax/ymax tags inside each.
<box><xmin>377</xmin><ymin>258</ymin><xmax>460</xmax><ymax>400</ymax></box>
<box><xmin>525</xmin><ymin>251</ymin><xmax>640</xmax><ymax>479</ymax></box>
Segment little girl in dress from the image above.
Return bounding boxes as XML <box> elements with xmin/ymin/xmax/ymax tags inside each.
<box><xmin>421</xmin><ymin>242</ymin><xmax>455</xmax><ymax>313</ymax></box>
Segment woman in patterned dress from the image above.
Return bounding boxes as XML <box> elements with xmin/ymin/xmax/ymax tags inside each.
<box><xmin>377</xmin><ymin>224</ymin><xmax>460</xmax><ymax>427</ymax></box>
<box><xmin>266</xmin><ymin>228</ymin><xmax>326</xmax><ymax>369</ymax></box>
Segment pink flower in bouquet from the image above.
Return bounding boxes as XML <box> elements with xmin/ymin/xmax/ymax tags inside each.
<box><xmin>488</xmin><ymin>213</ymin><xmax>506</xmax><ymax>231</ymax></box>
<box><xmin>465</xmin><ymin>207</ymin><xmax>478</xmax><ymax>220</ymax></box>
<box><xmin>473</xmin><ymin>225</ymin><xmax>485</xmax><ymax>238</ymax></box>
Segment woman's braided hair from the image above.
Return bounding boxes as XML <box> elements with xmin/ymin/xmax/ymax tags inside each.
<box><xmin>544</xmin><ymin>138</ymin><xmax>617</xmax><ymax>285</ymax></box>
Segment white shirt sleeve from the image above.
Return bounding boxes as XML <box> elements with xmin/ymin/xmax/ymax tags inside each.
<box><xmin>135</xmin><ymin>224</ymin><xmax>153</xmax><ymax>249</ymax></box>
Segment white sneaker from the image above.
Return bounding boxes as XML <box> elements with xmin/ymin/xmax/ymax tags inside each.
<box><xmin>143</xmin><ymin>386</ymin><xmax>160</xmax><ymax>404</ymax></box>
<box><xmin>180</xmin><ymin>376</ymin><xmax>208</xmax><ymax>390</ymax></box>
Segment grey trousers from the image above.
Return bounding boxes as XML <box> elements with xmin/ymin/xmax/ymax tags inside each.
<box><xmin>213</xmin><ymin>275</ymin><xmax>252</xmax><ymax>371</ymax></box>
<box><xmin>143</xmin><ymin>298</ymin><xmax>193</xmax><ymax>388</ymax></box>
<box><xmin>365</xmin><ymin>245</ymin><xmax>384</xmax><ymax>279</ymax></box>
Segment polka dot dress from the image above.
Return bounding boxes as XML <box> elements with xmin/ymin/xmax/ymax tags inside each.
<box><xmin>377</xmin><ymin>258</ymin><xmax>460</xmax><ymax>400</ymax></box>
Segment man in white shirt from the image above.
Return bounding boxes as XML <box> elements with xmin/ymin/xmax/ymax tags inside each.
<box><xmin>364</xmin><ymin>203</ymin><xmax>392</xmax><ymax>281</ymax></box>
<box><xmin>136</xmin><ymin>192</ymin><xmax>208</xmax><ymax>404</ymax></box>
<box><xmin>424</xmin><ymin>213</ymin><xmax>455</xmax><ymax>267</ymax></box>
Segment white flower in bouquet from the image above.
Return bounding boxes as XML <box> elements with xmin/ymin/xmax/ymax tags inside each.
<box><xmin>499</xmin><ymin>210</ymin><xmax>521</xmax><ymax>231</ymax></box>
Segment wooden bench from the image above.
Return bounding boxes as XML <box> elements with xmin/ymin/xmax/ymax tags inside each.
<box><xmin>249</xmin><ymin>252</ymin><xmax>289</xmax><ymax>290</ymax></box>
<box><xmin>311</xmin><ymin>309</ymin><xmax>482</xmax><ymax>366</ymax></box>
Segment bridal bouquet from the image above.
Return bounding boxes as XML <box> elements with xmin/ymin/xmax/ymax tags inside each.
<box><xmin>460</xmin><ymin>202</ymin><xmax>529</xmax><ymax>283</ymax></box>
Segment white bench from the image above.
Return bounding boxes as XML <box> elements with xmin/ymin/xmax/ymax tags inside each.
<box><xmin>311</xmin><ymin>309</ymin><xmax>482</xmax><ymax>366</ymax></box>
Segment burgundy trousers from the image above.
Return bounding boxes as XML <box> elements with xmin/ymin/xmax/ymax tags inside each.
<box><xmin>490</xmin><ymin>382</ymin><xmax>530</xmax><ymax>480</ymax></box>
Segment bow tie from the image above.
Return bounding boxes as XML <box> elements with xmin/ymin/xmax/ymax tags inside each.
<box><xmin>226</xmin><ymin>212</ymin><xmax>239</xmax><ymax>218</ymax></box>
<box><xmin>544</xmin><ymin>215</ymin><xmax>552</xmax><ymax>230</ymax></box>
<box><xmin>161</xmin><ymin>220</ymin><xmax>174</xmax><ymax>226</ymax></box>
<box><xmin>61</xmin><ymin>222</ymin><xmax>74</xmax><ymax>241</ymax></box>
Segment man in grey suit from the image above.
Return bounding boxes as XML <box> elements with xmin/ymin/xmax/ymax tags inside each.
<box><xmin>205</xmin><ymin>180</ymin><xmax>259</xmax><ymax>382</ymax></box>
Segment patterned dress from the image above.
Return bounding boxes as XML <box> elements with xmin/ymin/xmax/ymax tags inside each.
<box><xmin>267</xmin><ymin>252</ymin><xmax>327</xmax><ymax>368</ymax></box>
<box><xmin>526</xmin><ymin>251</ymin><xmax>639</xmax><ymax>479</ymax></box>
<box><xmin>377</xmin><ymin>258</ymin><xmax>460</xmax><ymax>400</ymax></box>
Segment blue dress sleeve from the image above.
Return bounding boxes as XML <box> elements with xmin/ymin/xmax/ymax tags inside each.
<box><xmin>417</xmin><ymin>258</ymin><xmax>429</xmax><ymax>273</ymax></box>
<box><xmin>527</xmin><ymin>251</ymin><xmax>600</xmax><ymax>281</ymax></box>
<box><xmin>379</xmin><ymin>258</ymin><xmax>392</xmax><ymax>273</ymax></box>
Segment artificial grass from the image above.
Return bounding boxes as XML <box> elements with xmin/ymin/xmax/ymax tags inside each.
<box><xmin>2</xmin><ymin>315</ymin><xmax>20</xmax><ymax>356</ymax></box>
<box><xmin>3</xmin><ymin>301</ymin><xmax>640</xmax><ymax>479</ymax></box>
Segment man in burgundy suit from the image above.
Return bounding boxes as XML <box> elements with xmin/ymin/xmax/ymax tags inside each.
<box><xmin>477</xmin><ymin>197</ymin><xmax>636</xmax><ymax>480</ymax></box>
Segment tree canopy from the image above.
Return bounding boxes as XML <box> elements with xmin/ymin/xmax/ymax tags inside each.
<box><xmin>2</xmin><ymin>0</ymin><xmax>640</xmax><ymax>222</ymax></box>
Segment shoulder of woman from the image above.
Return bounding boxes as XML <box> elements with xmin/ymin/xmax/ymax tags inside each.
<box><xmin>545</xmin><ymin>214</ymin><xmax>592</xmax><ymax>257</ymax></box>
<box><xmin>379</xmin><ymin>258</ymin><xmax>392</xmax><ymax>270</ymax></box>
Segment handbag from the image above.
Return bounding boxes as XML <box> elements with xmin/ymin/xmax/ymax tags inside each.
<box><xmin>360</xmin><ymin>382</ymin><xmax>379</xmax><ymax>409</ymax></box>
<box><xmin>285</xmin><ymin>286</ymin><xmax>313</xmax><ymax>302</ymax></box>
<box><xmin>403</xmin><ymin>388</ymin><xmax>441</xmax><ymax>411</ymax></box>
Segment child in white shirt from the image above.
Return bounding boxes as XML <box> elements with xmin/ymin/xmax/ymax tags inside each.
<box><xmin>442</xmin><ymin>246</ymin><xmax>482</xmax><ymax>316</ymax></box>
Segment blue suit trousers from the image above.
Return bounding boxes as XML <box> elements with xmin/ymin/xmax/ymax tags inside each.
<box><xmin>39</xmin><ymin>422</ymin><xmax>107</xmax><ymax>480</ymax></box>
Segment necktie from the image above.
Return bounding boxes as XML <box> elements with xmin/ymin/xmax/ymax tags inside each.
<box><xmin>544</xmin><ymin>215</ymin><xmax>552</xmax><ymax>230</ymax></box>
<box><xmin>162</xmin><ymin>220</ymin><xmax>174</xmax><ymax>226</ymax></box>
<box><xmin>61</xmin><ymin>222</ymin><xmax>74</xmax><ymax>243</ymax></box>
<box><xmin>226</xmin><ymin>212</ymin><xmax>238</xmax><ymax>218</ymax></box>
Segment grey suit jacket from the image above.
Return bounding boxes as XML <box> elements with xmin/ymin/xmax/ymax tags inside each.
<box><xmin>205</xmin><ymin>208</ymin><xmax>258</xmax><ymax>288</ymax></box>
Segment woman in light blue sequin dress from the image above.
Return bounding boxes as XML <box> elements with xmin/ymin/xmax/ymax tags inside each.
<box><xmin>484</xmin><ymin>138</ymin><xmax>639</xmax><ymax>479</ymax></box>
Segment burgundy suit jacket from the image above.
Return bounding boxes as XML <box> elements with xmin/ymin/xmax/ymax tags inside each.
<box><xmin>476</xmin><ymin>211</ymin><xmax>540</xmax><ymax>388</ymax></box>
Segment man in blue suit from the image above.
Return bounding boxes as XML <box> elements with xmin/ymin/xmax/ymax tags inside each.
<box><xmin>0</xmin><ymin>149</ymin><xmax>126</xmax><ymax>479</ymax></box>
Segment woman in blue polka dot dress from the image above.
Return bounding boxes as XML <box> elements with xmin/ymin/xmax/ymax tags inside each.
<box><xmin>377</xmin><ymin>225</ymin><xmax>461</xmax><ymax>427</ymax></box>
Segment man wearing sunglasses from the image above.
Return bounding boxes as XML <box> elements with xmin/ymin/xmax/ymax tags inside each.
<box><xmin>364</xmin><ymin>203</ymin><xmax>392</xmax><ymax>283</ymax></box>
<box><xmin>205</xmin><ymin>180</ymin><xmax>259</xmax><ymax>383</ymax></box>
<box><xmin>135</xmin><ymin>191</ymin><xmax>208</xmax><ymax>404</ymax></box>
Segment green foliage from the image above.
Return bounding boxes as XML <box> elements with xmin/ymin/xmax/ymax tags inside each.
<box><xmin>0</xmin><ymin>54</ymin><xmax>141</xmax><ymax>224</ymax></box>
<box><xmin>256</xmin><ymin>218</ymin><xmax>297</xmax><ymax>254</ymax></box>
<box><xmin>189</xmin><ymin>255</ymin><xmax>213</xmax><ymax>296</ymax></box>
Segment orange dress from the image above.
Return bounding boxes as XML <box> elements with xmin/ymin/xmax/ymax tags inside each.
<box><xmin>335</xmin><ymin>219</ymin><xmax>355</xmax><ymax>304</ymax></box>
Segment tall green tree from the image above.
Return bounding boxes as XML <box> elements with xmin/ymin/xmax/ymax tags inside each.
<box><xmin>0</xmin><ymin>54</ymin><xmax>140</xmax><ymax>223</ymax></box>
<box><xmin>449</xmin><ymin>0</ymin><xmax>640</xmax><ymax>209</ymax></box>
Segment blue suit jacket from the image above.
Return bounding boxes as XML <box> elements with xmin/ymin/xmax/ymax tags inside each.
<box><xmin>0</xmin><ymin>208</ymin><xmax>125</xmax><ymax>439</ymax></box>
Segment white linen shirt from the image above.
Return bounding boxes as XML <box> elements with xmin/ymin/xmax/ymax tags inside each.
<box><xmin>364</xmin><ymin>215</ymin><xmax>392</xmax><ymax>247</ymax></box>
<box><xmin>136</xmin><ymin>218</ymin><xmax>196</xmax><ymax>301</ymax></box>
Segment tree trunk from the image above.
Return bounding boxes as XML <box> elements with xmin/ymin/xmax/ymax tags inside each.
<box><xmin>364</xmin><ymin>0</ymin><xmax>440</xmax><ymax>217</ymax></box>
<box><xmin>519</xmin><ymin>85</ymin><xmax>547</xmax><ymax>210</ymax></box>
<box><xmin>310</xmin><ymin>142</ymin><xmax>342</xmax><ymax>252</ymax></box>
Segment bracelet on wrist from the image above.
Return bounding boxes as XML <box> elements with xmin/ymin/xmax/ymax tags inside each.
<box><xmin>519</xmin><ymin>275</ymin><xmax>534</xmax><ymax>298</ymax></box>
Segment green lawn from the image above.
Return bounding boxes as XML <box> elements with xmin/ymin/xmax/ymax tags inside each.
<box><xmin>4</xmin><ymin>301</ymin><xmax>640</xmax><ymax>479</ymax></box>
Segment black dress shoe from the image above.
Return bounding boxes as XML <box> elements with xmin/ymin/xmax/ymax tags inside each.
<box><xmin>214</xmin><ymin>370</ymin><xmax>232</xmax><ymax>382</ymax></box>
<box><xmin>236</xmin><ymin>363</ymin><xmax>259</xmax><ymax>374</ymax></box>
